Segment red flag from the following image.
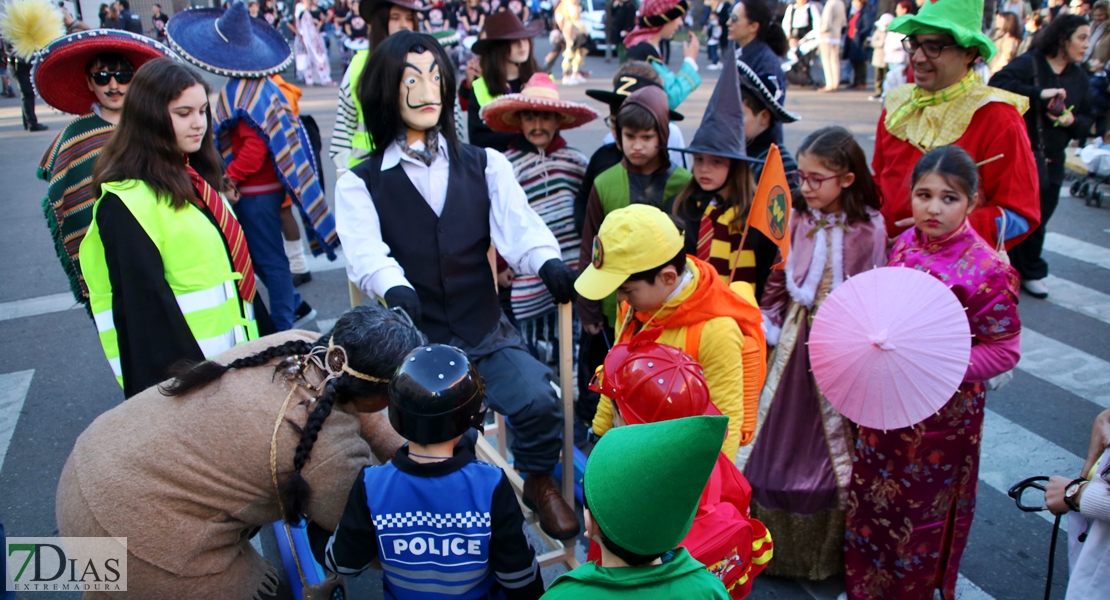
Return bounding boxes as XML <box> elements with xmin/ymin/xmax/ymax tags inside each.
<box><xmin>747</xmin><ymin>144</ymin><xmax>791</xmax><ymax>266</ymax></box>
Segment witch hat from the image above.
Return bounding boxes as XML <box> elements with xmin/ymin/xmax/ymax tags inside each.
<box><xmin>671</xmin><ymin>43</ymin><xmax>761</xmax><ymax>164</ymax></box>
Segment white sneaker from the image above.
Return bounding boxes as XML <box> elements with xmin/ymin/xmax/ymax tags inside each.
<box><xmin>706</xmin><ymin>63</ymin><xmax>722</xmax><ymax>71</ymax></box>
<box><xmin>574</xmin><ymin>73</ymin><xmax>587</xmax><ymax>84</ymax></box>
<box><xmin>1021</xmin><ymin>278</ymin><xmax>1049</xmax><ymax>298</ymax></box>
<box><xmin>561</xmin><ymin>76</ymin><xmax>578</xmax><ymax>86</ymax></box>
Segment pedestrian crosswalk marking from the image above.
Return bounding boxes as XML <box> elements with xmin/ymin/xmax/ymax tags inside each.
<box><xmin>1044</xmin><ymin>232</ymin><xmax>1110</xmax><ymax>270</ymax></box>
<box><xmin>1041</xmin><ymin>275</ymin><xmax>1110</xmax><ymax>326</ymax></box>
<box><xmin>0</xmin><ymin>370</ymin><xmax>34</xmax><ymax>474</ymax></box>
<box><xmin>955</xmin><ymin>573</ymin><xmax>995</xmax><ymax>600</ymax></box>
<box><xmin>0</xmin><ymin>293</ymin><xmax>80</xmax><ymax>323</ymax></box>
<box><xmin>1018</xmin><ymin>328</ymin><xmax>1110</xmax><ymax>409</ymax></box>
<box><xmin>981</xmin><ymin>408</ymin><xmax>1084</xmax><ymax>530</ymax></box>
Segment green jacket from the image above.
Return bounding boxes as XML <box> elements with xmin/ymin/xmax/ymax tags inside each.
<box><xmin>592</xmin><ymin>162</ymin><xmax>692</xmax><ymax>325</ymax></box>
<box><xmin>542</xmin><ymin>548</ymin><xmax>730</xmax><ymax>599</ymax></box>
<box><xmin>347</xmin><ymin>49</ymin><xmax>374</xmax><ymax>167</ymax></box>
<box><xmin>80</xmin><ymin>180</ymin><xmax>259</xmax><ymax>389</ymax></box>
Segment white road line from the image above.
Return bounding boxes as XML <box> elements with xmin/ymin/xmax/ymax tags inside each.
<box><xmin>316</xmin><ymin>318</ymin><xmax>338</xmax><ymax>335</ymax></box>
<box><xmin>303</xmin><ymin>248</ymin><xmax>348</xmax><ymax>273</ymax></box>
<box><xmin>0</xmin><ymin>370</ymin><xmax>34</xmax><ymax>473</ymax></box>
<box><xmin>956</xmin><ymin>573</ymin><xmax>995</xmax><ymax>600</ymax></box>
<box><xmin>981</xmin><ymin>408</ymin><xmax>1084</xmax><ymax>529</ymax></box>
<box><xmin>0</xmin><ymin>293</ymin><xmax>80</xmax><ymax>322</ymax></box>
<box><xmin>1042</xmin><ymin>275</ymin><xmax>1110</xmax><ymax>325</ymax></box>
<box><xmin>1044</xmin><ymin>232</ymin><xmax>1110</xmax><ymax>270</ymax></box>
<box><xmin>1018</xmin><ymin>329</ymin><xmax>1110</xmax><ymax>408</ymax></box>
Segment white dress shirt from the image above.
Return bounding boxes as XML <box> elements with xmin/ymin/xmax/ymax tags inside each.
<box><xmin>336</xmin><ymin>136</ymin><xmax>562</xmax><ymax>300</ymax></box>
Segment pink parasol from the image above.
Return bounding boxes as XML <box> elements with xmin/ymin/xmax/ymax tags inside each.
<box><xmin>808</xmin><ymin>266</ymin><xmax>971</xmax><ymax>430</ymax></box>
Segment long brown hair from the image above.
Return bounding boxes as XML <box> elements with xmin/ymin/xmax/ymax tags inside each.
<box><xmin>93</xmin><ymin>58</ymin><xmax>224</xmax><ymax>211</ymax></box>
<box><xmin>368</xmin><ymin>2</ymin><xmax>418</xmax><ymax>50</ymax></box>
<box><xmin>478</xmin><ymin>39</ymin><xmax>539</xmax><ymax>97</ymax></box>
<box><xmin>672</xmin><ymin>157</ymin><xmax>756</xmax><ymax>230</ymax></box>
<box><xmin>794</xmin><ymin>126</ymin><xmax>881</xmax><ymax>223</ymax></box>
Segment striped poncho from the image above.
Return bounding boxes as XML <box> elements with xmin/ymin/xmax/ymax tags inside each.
<box><xmin>214</xmin><ymin>77</ymin><xmax>338</xmax><ymax>258</ymax></box>
<box><xmin>504</xmin><ymin>136</ymin><xmax>587</xmax><ymax>321</ymax></box>
<box><xmin>38</xmin><ymin>112</ymin><xmax>115</xmax><ymax>306</ymax></box>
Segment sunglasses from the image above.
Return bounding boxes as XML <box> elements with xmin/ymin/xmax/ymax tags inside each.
<box><xmin>90</xmin><ymin>70</ymin><xmax>134</xmax><ymax>86</ymax></box>
<box><xmin>901</xmin><ymin>37</ymin><xmax>959</xmax><ymax>59</ymax></box>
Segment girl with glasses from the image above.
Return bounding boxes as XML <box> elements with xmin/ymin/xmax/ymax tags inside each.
<box><xmin>740</xmin><ymin>125</ymin><xmax>887</xmax><ymax>581</ymax></box>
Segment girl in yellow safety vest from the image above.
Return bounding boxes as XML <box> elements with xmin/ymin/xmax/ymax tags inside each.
<box><xmin>80</xmin><ymin>58</ymin><xmax>263</xmax><ymax>398</ymax></box>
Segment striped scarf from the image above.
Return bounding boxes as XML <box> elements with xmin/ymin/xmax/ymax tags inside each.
<box><xmin>38</xmin><ymin>112</ymin><xmax>115</xmax><ymax>306</ymax></box>
<box><xmin>214</xmin><ymin>78</ymin><xmax>338</xmax><ymax>259</ymax></box>
<box><xmin>504</xmin><ymin>139</ymin><xmax>587</xmax><ymax>322</ymax></box>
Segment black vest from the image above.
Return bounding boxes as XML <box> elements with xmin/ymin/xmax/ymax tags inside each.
<box><xmin>354</xmin><ymin>143</ymin><xmax>501</xmax><ymax>345</ymax></box>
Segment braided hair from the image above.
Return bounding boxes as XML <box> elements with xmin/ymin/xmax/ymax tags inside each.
<box><xmin>160</xmin><ymin>305</ymin><xmax>426</xmax><ymax>523</ymax></box>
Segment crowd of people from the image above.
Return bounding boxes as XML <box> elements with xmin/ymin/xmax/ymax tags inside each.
<box><xmin>1</xmin><ymin>0</ymin><xmax>1110</xmax><ymax>597</ymax></box>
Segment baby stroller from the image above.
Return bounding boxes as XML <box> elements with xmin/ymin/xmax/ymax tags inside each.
<box><xmin>1070</xmin><ymin>143</ymin><xmax>1110</xmax><ymax>207</ymax></box>
<box><xmin>782</xmin><ymin>30</ymin><xmax>819</xmax><ymax>87</ymax></box>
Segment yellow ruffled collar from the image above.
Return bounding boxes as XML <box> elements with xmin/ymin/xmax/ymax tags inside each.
<box><xmin>884</xmin><ymin>71</ymin><xmax>1029</xmax><ymax>150</ymax></box>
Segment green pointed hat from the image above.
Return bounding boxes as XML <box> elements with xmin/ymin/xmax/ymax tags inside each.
<box><xmin>584</xmin><ymin>416</ymin><xmax>728</xmax><ymax>555</ymax></box>
<box><xmin>889</xmin><ymin>0</ymin><xmax>996</xmax><ymax>62</ymax></box>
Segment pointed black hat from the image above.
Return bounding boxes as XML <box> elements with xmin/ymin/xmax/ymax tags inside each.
<box><xmin>672</xmin><ymin>43</ymin><xmax>761</xmax><ymax>164</ymax></box>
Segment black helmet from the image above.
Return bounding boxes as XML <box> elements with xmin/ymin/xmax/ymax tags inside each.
<box><xmin>388</xmin><ymin>345</ymin><xmax>487</xmax><ymax>445</ymax></box>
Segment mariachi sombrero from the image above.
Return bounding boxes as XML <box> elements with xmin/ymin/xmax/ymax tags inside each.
<box><xmin>166</xmin><ymin>0</ymin><xmax>292</xmax><ymax>78</ymax></box>
<box><xmin>32</xmin><ymin>29</ymin><xmax>175</xmax><ymax>115</ymax></box>
<box><xmin>481</xmin><ymin>73</ymin><xmax>598</xmax><ymax>133</ymax></box>
<box><xmin>736</xmin><ymin>59</ymin><xmax>800</xmax><ymax>124</ymax></box>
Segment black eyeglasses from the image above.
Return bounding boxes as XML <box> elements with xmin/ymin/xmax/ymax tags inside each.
<box><xmin>901</xmin><ymin>37</ymin><xmax>959</xmax><ymax>59</ymax></box>
<box><xmin>90</xmin><ymin>70</ymin><xmax>134</xmax><ymax>86</ymax></box>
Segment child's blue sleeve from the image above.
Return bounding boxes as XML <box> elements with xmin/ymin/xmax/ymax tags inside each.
<box><xmin>651</xmin><ymin>59</ymin><xmax>703</xmax><ymax>111</ymax></box>
<box><xmin>996</xmin><ymin>209</ymin><xmax>1030</xmax><ymax>241</ymax></box>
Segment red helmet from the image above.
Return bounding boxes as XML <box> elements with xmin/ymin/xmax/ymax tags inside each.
<box><xmin>591</xmin><ymin>328</ymin><xmax>719</xmax><ymax>425</ymax></box>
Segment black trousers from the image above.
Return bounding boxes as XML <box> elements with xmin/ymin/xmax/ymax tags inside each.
<box><xmin>575</xmin><ymin>326</ymin><xmax>614</xmax><ymax>425</ymax></box>
<box><xmin>1009</xmin><ymin>154</ymin><xmax>1065</xmax><ymax>280</ymax></box>
<box><xmin>15</xmin><ymin>60</ymin><xmax>38</xmax><ymax>128</ymax></box>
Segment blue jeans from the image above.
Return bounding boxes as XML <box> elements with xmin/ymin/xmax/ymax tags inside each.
<box><xmin>235</xmin><ymin>190</ymin><xmax>303</xmax><ymax>330</ymax></box>
<box><xmin>707</xmin><ymin>42</ymin><xmax>719</xmax><ymax>64</ymax></box>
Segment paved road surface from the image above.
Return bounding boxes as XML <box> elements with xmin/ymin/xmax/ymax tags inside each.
<box><xmin>1</xmin><ymin>36</ymin><xmax>1108</xmax><ymax>599</ymax></box>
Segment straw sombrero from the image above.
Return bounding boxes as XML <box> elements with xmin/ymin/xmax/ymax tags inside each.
<box><xmin>166</xmin><ymin>1</ymin><xmax>292</xmax><ymax>78</ymax></box>
<box><xmin>480</xmin><ymin>73</ymin><xmax>598</xmax><ymax>133</ymax></box>
<box><xmin>32</xmin><ymin>29</ymin><xmax>174</xmax><ymax>115</ymax></box>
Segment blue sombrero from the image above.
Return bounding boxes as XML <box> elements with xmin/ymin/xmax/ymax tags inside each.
<box><xmin>166</xmin><ymin>1</ymin><xmax>292</xmax><ymax>78</ymax></box>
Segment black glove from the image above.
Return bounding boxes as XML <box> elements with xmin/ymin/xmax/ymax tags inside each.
<box><xmin>538</xmin><ymin>258</ymin><xmax>578</xmax><ymax>304</ymax></box>
<box><xmin>384</xmin><ymin>286</ymin><xmax>422</xmax><ymax>329</ymax></box>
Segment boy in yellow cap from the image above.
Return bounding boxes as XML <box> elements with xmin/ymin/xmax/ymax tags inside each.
<box><xmin>542</xmin><ymin>416</ymin><xmax>732</xmax><ymax>599</ymax></box>
<box><xmin>575</xmin><ymin>204</ymin><xmax>765</xmax><ymax>461</ymax></box>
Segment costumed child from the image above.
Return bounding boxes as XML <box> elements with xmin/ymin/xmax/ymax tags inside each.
<box><xmin>33</xmin><ymin>29</ymin><xmax>173</xmax><ymax>308</ymax></box>
<box><xmin>337</xmin><ymin>31</ymin><xmax>581</xmax><ymax>540</ymax></box>
<box><xmin>844</xmin><ymin>145</ymin><xmax>1021</xmax><ymax>600</ymax></box>
<box><xmin>321</xmin><ymin>345</ymin><xmax>545</xmax><ymax>599</ymax></box>
<box><xmin>585</xmin><ymin>331</ymin><xmax>774</xmax><ymax>598</ymax></box>
<box><xmin>468</xmin><ymin>10</ymin><xmax>544</xmax><ymax>151</ymax></box>
<box><xmin>167</xmin><ymin>1</ymin><xmax>338</xmax><ymax>331</ymax></box>
<box><xmin>738</xmin><ymin>125</ymin><xmax>887</xmax><ymax>581</ymax></box>
<box><xmin>80</xmin><ymin>58</ymin><xmax>263</xmax><ymax>398</ymax></box>
<box><xmin>329</xmin><ymin>0</ymin><xmax>420</xmax><ymax>172</ymax></box>
<box><xmin>735</xmin><ymin>59</ymin><xmax>800</xmax><ymax>185</ymax></box>
<box><xmin>623</xmin><ymin>0</ymin><xmax>702</xmax><ymax>110</ymax></box>
<box><xmin>542</xmin><ymin>416</ymin><xmax>732</xmax><ymax>599</ymax></box>
<box><xmin>576</xmin><ymin>85</ymin><xmax>691</xmax><ymax>337</ymax></box>
<box><xmin>671</xmin><ymin>43</ymin><xmax>778</xmax><ymax>301</ymax></box>
<box><xmin>479</xmin><ymin>73</ymin><xmax>595</xmax><ymax>348</ymax></box>
<box><xmin>56</xmin><ymin>305</ymin><xmax>420</xmax><ymax>599</ymax></box>
<box><xmin>575</xmin><ymin>204</ymin><xmax>766</xmax><ymax>462</ymax></box>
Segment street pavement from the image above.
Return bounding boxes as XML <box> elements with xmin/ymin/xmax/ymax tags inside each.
<box><xmin>1</xmin><ymin>36</ymin><xmax>1109</xmax><ymax>599</ymax></box>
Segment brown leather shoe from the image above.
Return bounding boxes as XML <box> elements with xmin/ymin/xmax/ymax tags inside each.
<box><xmin>522</xmin><ymin>474</ymin><xmax>580</xmax><ymax>540</ymax></box>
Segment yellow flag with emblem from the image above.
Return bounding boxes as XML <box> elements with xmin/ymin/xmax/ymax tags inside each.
<box><xmin>747</xmin><ymin>144</ymin><xmax>791</xmax><ymax>266</ymax></box>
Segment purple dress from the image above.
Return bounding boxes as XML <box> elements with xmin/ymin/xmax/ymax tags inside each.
<box><xmin>739</xmin><ymin>207</ymin><xmax>888</xmax><ymax>580</ymax></box>
<box><xmin>844</xmin><ymin>221</ymin><xmax>1021</xmax><ymax>599</ymax></box>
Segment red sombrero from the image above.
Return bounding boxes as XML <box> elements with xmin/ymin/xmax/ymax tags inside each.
<box><xmin>33</xmin><ymin>29</ymin><xmax>175</xmax><ymax>115</ymax></box>
<box><xmin>480</xmin><ymin>73</ymin><xmax>598</xmax><ymax>133</ymax></box>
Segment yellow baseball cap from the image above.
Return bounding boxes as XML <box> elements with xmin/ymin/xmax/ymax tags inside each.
<box><xmin>574</xmin><ymin>204</ymin><xmax>685</xmax><ymax>301</ymax></box>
